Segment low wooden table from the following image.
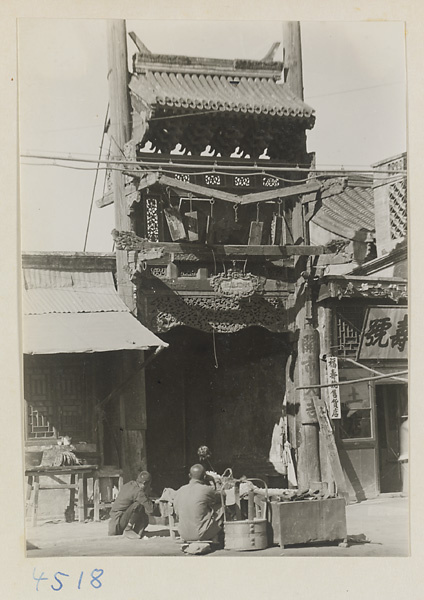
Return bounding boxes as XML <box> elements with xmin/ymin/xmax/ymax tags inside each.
<box><xmin>25</xmin><ymin>465</ymin><xmax>98</xmax><ymax>526</ymax></box>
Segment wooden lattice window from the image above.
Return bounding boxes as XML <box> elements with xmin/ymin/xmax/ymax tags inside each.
<box><xmin>27</xmin><ymin>404</ymin><xmax>56</xmax><ymax>439</ymax></box>
<box><xmin>24</xmin><ymin>356</ymin><xmax>93</xmax><ymax>443</ymax></box>
<box><xmin>389</xmin><ymin>178</ymin><xmax>407</xmax><ymax>240</ymax></box>
<box><xmin>336</xmin><ymin>306</ymin><xmax>366</xmax><ymax>358</ymax></box>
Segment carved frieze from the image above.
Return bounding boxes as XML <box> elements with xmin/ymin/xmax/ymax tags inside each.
<box><xmin>140</xmin><ymin>293</ymin><xmax>289</xmax><ymax>334</ymax></box>
<box><xmin>333</xmin><ymin>280</ymin><xmax>407</xmax><ymax>301</ymax></box>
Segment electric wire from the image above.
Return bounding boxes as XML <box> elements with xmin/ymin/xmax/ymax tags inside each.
<box><xmin>22</xmin><ymin>147</ymin><xmax>405</xmax><ymax>170</ymax></box>
<box><xmin>20</xmin><ymin>160</ymin><xmax>406</xmax><ymax>189</ymax></box>
<box><xmin>20</xmin><ymin>153</ymin><xmax>407</xmax><ymax>175</ymax></box>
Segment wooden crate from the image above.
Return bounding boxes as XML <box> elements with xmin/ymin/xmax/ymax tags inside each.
<box><xmin>270</xmin><ymin>498</ymin><xmax>347</xmax><ymax>548</ymax></box>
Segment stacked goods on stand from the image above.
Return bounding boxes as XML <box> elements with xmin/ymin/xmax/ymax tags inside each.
<box><xmin>208</xmin><ymin>469</ymin><xmax>347</xmax><ymax>550</ymax></box>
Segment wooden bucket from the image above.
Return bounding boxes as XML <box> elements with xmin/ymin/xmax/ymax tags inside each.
<box><xmin>222</xmin><ymin>478</ymin><xmax>269</xmax><ymax>551</ymax></box>
<box><xmin>224</xmin><ymin>518</ymin><xmax>268</xmax><ymax>551</ymax></box>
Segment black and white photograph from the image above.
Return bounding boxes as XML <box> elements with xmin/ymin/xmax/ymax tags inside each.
<box><xmin>18</xmin><ymin>16</ymin><xmax>409</xmax><ymax>561</ymax></box>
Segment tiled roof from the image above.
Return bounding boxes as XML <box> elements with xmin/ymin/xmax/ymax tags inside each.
<box><xmin>312</xmin><ymin>185</ymin><xmax>375</xmax><ymax>240</ymax></box>
<box><xmin>130</xmin><ymin>53</ymin><xmax>314</xmax><ymax>119</ymax></box>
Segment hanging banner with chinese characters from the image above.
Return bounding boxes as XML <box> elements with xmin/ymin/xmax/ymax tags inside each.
<box><xmin>357</xmin><ymin>306</ymin><xmax>408</xmax><ymax>360</ymax></box>
<box><xmin>326</xmin><ymin>356</ymin><xmax>341</xmax><ymax>419</ymax></box>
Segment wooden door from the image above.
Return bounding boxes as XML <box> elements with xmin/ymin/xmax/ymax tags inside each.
<box><xmin>376</xmin><ymin>384</ymin><xmax>407</xmax><ymax>493</ymax></box>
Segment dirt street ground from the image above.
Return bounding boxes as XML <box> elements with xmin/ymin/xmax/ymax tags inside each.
<box><xmin>26</xmin><ymin>494</ymin><xmax>408</xmax><ymax>558</ymax></box>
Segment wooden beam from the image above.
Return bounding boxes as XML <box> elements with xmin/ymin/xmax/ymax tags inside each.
<box><xmin>237</xmin><ymin>180</ymin><xmax>321</xmax><ymax>205</ymax></box>
<box><xmin>112</xmin><ymin>230</ymin><xmax>331</xmax><ymax>257</ymax></box>
<box><xmin>158</xmin><ymin>173</ymin><xmax>243</xmax><ymax>204</ymax></box>
<box><xmin>125</xmin><ymin>170</ymin><xmax>323</xmax><ymax>206</ymax></box>
<box><xmin>96</xmin><ymin>190</ymin><xmax>114</xmax><ymax>208</ymax></box>
<box><xmin>312</xmin><ymin>396</ymin><xmax>349</xmax><ymax>500</ymax></box>
<box><xmin>136</xmin><ymin>171</ymin><xmax>160</xmax><ymax>191</ymax></box>
<box><xmin>125</xmin><ymin>171</ymin><xmax>242</xmax><ymax>204</ymax></box>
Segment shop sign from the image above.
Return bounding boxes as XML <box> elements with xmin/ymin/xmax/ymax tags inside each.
<box><xmin>210</xmin><ymin>270</ymin><xmax>264</xmax><ymax>299</ymax></box>
<box><xmin>326</xmin><ymin>356</ymin><xmax>341</xmax><ymax>419</ymax></box>
<box><xmin>358</xmin><ymin>306</ymin><xmax>408</xmax><ymax>360</ymax></box>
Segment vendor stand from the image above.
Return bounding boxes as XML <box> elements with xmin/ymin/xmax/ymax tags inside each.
<box><xmin>25</xmin><ymin>464</ymin><xmax>98</xmax><ymax>526</ymax></box>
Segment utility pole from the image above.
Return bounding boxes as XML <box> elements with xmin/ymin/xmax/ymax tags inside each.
<box><xmin>296</xmin><ymin>283</ymin><xmax>322</xmax><ymax>490</ymax></box>
<box><xmin>283</xmin><ymin>22</ymin><xmax>322</xmax><ymax>491</ymax></box>
<box><xmin>282</xmin><ymin>22</ymin><xmax>304</xmax><ymax>100</ymax></box>
<box><xmin>107</xmin><ymin>19</ymin><xmax>134</xmax><ymax>310</ymax></box>
<box><xmin>106</xmin><ymin>20</ymin><xmax>148</xmax><ymax>481</ymax></box>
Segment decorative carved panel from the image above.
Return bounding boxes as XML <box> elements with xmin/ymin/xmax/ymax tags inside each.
<box><xmin>389</xmin><ymin>178</ymin><xmax>407</xmax><ymax>241</ymax></box>
<box><xmin>262</xmin><ymin>176</ymin><xmax>279</xmax><ymax>187</ymax></box>
<box><xmin>234</xmin><ymin>175</ymin><xmax>250</xmax><ymax>187</ymax></box>
<box><xmin>141</xmin><ymin>293</ymin><xmax>289</xmax><ymax>333</ymax></box>
<box><xmin>146</xmin><ymin>198</ymin><xmax>160</xmax><ymax>242</ymax></box>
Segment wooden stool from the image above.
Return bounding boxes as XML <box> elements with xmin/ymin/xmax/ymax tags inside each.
<box><xmin>93</xmin><ymin>467</ymin><xmax>123</xmax><ymax>521</ymax></box>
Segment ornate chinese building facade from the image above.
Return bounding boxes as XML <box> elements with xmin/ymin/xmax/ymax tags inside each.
<box><xmin>102</xmin><ymin>32</ymin><xmax>407</xmax><ymax>497</ymax></box>
<box><xmin>103</xmin><ymin>46</ymin><xmax>332</xmax><ymax>489</ymax></box>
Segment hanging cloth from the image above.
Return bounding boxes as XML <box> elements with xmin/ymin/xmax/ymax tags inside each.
<box><xmin>282</xmin><ymin>441</ymin><xmax>298</xmax><ymax>488</ymax></box>
<box><xmin>269</xmin><ymin>417</ymin><xmax>287</xmax><ymax>475</ymax></box>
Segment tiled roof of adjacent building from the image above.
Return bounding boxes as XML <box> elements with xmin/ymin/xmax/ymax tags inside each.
<box><xmin>312</xmin><ymin>177</ymin><xmax>375</xmax><ymax>241</ymax></box>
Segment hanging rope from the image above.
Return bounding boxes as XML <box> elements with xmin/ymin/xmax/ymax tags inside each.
<box><xmin>83</xmin><ymin>104</ymin><xmax>109</xmax><ymax>251</ymax></box>
<box><xmin>211</xmin><ymin>247</ymin><xmax>219</xmax><ymax>369</ymax></box>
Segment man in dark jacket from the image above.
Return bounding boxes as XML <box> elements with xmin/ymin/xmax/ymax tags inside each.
<box><xmin>108</xmin><ymin>471</ymin><xmax>153</xmax><ymax>539</ymax></box>
<box><xmin>173</xmin><ymin>464</ymin><xmax>223</xmax><ymax>543</ymax></box>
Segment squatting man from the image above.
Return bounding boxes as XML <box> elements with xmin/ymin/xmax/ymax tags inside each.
<box><xmin>108</xmin><ymin>464</ymin><xmax>224</xmax><ymax>543</ymax></box>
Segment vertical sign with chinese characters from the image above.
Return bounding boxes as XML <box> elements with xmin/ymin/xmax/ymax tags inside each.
<box><xmin>326</xmin><ymin>356</ymin><xmax>341</xmax><ymax>419</ymax></box>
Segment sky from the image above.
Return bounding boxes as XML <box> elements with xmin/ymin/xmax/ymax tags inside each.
<box><xmin>18</xmin><ymin>19</ymin><xmax>407</xmax><ymax>252</ymax></box>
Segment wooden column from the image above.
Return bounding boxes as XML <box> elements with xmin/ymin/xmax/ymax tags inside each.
<box><xmin>106</xmin><ymin>19</ymin><xmax>134</xmax><ymax>310</ymax></box>
<box><xmin>107</xmin><ymin>20</ymin><xmax>147</xmax><ymax>481</ymax></box>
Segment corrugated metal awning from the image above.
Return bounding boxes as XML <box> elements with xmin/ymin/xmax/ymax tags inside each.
<box><xmin>23</xmin><ymin>312</ymin><xmax>168</xmax><ymax>355</ymax></box>
<box><xmin>23</xmin><ymin>287</ymin><xmax>128</xmax><ymax>315</ymax></box>
<box><xmin>22</xmin><ymin>266</ymin><xmax>168</xmax><ymax>354</ymax></box>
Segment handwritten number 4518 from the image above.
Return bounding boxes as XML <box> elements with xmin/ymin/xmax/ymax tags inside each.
<box><xmin>33</xmin><ymin>568</ymin><xmax>103</xmax><ymax>591</ymax></box>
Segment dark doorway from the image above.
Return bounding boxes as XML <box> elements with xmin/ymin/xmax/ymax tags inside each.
<box><xmin>376</xmin><ymin>384</ymin><xmax>408</xmax><ymax>493</ymax></box>
<box><xmin>145</xmin><ymin>326</ymin><xmax>289</xmax><ymax>493</ymax></box>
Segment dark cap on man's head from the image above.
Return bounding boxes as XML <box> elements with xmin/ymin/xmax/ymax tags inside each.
<box><xmin>189</xmin><ymin>464</ymin><xmax>206</xmax><ymax>481</ymax></box>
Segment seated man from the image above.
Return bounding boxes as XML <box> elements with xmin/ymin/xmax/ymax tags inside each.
<box><xmin>108</xmin><ymin>470</ymin><xmax>153</xmax><ymax>539</ymax></box>
<box><xmin>173</xmin><ymin>464</ymin><xmax>223</xmax><ymax>543</ymax></box>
